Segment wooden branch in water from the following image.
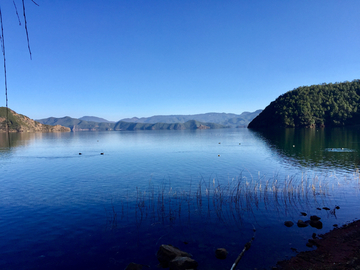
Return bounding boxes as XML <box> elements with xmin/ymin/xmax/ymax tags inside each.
<box><xmin>230</xmin><ymin>226</ymin><xmax>256</xmax><ymax>270</ymax></box>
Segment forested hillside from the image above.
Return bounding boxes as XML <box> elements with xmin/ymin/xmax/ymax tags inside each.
<box><xmin>248</xmin><ymin>80</ymin><xmax>360</xmax><ymax>128</ymax></box>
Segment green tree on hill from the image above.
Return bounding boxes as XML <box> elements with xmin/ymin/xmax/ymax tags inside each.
<box><xmin>248</xmin><ymin>80</ymin><xmax>360</xmax><ymax>128</ymax></box>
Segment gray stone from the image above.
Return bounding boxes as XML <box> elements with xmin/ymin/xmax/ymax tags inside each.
<box><xmin>169</xmin><ymin>256</ymin><xmax>198</xmax><ymax>270</ymax></box>
<box><xmin>156</xmin><ymin>245</ymin><xmax>191</xmax><ymax>267</ymax></box>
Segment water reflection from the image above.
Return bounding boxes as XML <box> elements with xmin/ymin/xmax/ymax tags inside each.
<box><xmin>249</xmin><ymin>127</ymin><xmax>360</xmax><ymax>172</ymax></box>
<box><xmin>0</xmin><ymin>133</ymin><xmax>40</xmax><ymax>152</ymax></box>
<box><xmin>1</xmin><ymin>129</ymin><xmax>360</xmax><ymax>269</ymax></box>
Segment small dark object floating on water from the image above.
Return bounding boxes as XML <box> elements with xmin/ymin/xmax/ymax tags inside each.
<box><xmin>100</xmin><ymin>153</ymin><xmax>104</xmax><ymax>155</ymax></box>
<box><xmin>300</xmin><ymin>212</ymin><xmax>307</xmax><ymax>216</ymax></box>
<box><xmin>323</xmin><ymin>207</ymin><xmax>330</xmax><ymax>210</ymax></box>
<box><xmin>79</xmin><ymin>153</ymin><xmax>82</xmax><ymax>155</ymax></box>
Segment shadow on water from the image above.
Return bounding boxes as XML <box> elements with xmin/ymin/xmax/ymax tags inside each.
<box><xmin>249</xmin><ymin>127</ymin><xmax>360</xmax><ymax>172</ymax></box>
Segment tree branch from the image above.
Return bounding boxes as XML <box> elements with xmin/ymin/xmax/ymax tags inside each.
<box><xmin>230</xmin><ymin>226</ymin><xmax>256</xmax><ymax>270</ymax></box>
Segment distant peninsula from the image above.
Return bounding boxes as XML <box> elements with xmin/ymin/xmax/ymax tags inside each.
<box><xmin>37</xmin><ymin>110</ymin><xmax>262</xmax><ymax>131</ymax></box>
<box><xmin>119</xmin><ymin>111</ymin><xmax>262</xmax><ymax>128</ymax></box>
<box><xmin>0</xmin><ymin>107</ymin><xmax>70</xmax><ymax>133</ymax></box>
<box><xmin>36</xmin><ymin>117</ymin><xmax>228</xmax><ymax>131</ymax></box>
<box><xmin>1</xmin><ymin>109</ymin><xmax>262</xmax><ymax>133</ymax></box>
<box><xmin>248</xmin><ymin>80</ymin><xmax>360</xmax><ymax>128</ymax></box>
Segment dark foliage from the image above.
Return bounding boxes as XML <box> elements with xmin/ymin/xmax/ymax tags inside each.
<box><xmin>248</xmin><ymin>80</ymin><xmax>360</xmax><ymax>128</ymax></box>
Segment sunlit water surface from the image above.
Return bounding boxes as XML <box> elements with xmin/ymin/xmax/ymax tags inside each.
<box><xmin>1</xmin><ymin>128</ymin><xmax>360</xmax><ymax>269</ymax></box>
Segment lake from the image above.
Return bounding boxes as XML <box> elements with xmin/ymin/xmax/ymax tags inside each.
<box><xmin>1</xmin><ymin>127</ymin><xmax>360</xmax><ymax>269</ymax></box>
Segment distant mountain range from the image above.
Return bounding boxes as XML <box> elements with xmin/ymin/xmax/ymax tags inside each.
<box><xmin>37</xmin><ymin>110</ymin><xmax>262</xmax><ymax>131</ymax></box>
<box><xmin>120</xmin><ymin>111</ymin><xmax>262</xmax><ymax>127</ymax></box>
<box><xmin>36</xmin><ymin>117</ymin><xmax>228</xmax><ymax>131</ymax></box>
<box><xmin>78</xmin><ymin>116</ymin><xmax>115</xmax><ymax>123</ymax></box>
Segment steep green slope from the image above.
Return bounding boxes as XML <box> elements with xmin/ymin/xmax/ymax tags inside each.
<box><xmin>248</xmin><ymin>80</ymin><xmax>360</xmax><ymax>128</ymax></box>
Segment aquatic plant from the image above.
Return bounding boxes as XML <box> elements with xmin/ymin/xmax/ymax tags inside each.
<box><xmin>104</xmin><ymin>199</ymin><xmax>118</xmax><ymax>230</ymax></box>
<box><xmin>105</xmin><ymin>170</ymin><xmax>360</xmax><ymax>229</ymax></box>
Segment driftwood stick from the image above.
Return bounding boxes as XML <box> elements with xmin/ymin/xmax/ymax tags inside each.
<box><xmin>230</xmin><ymin>226</ymin><xmax>256</xmax><ymax>270</ymax></box>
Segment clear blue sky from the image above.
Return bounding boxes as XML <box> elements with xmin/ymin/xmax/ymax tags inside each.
<box><xmin>1</xmin><ymin>0</ymin><xmax>359</xmax><ymax>121</ymax></box>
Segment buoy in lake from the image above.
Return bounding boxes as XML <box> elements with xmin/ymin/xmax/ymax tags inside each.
<box><xmin>293</xmin><ymin>145</ymin><xmax>295</xmax><ymax>147</ymax></box>
<box><xmin>100</xmin><ymin>153</ymin><xmax>104</xmax><ymax>155</ymax></box>
<box><xmin>79</xmin><ymin>153</ymin><xmax>82</xmax><ymax>155</ymax></box>
<box><xmin>218</xmin><ymin>154</ymin><xmax>220</xmax><ymax>157</ymax></box>
<box><xmin>218</xmin><ymin>142</ymin><xmax>221</xmax><ymax>144</ymax></box>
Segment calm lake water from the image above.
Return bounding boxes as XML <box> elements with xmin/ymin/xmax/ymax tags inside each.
<box><xmin>1</xmin><ymin>128</ymin><xmax>360</xmax><ymax>269</ymax></box>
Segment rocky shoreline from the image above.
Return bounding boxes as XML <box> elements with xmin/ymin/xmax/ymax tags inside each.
<box><xmin>122</xmin><ymin>216</ymin><xmax>360</xmax><ymax>270</ymax></box>
<box><xmin>277</xmin><ymin>219</ymin><xmax>360</xmax><ymax>270</ymax></box>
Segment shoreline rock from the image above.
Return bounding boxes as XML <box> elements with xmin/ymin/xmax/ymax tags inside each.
<box><xmin>277</xmin><ymin>219</ymin><xmax>360</xmax><ymax>269</ymax></box>
<box><xmin>156</xmin><ymin>244</ymin><xmax>197</xmax><ymax>269</ymax></box>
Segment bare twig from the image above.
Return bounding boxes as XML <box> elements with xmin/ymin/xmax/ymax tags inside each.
<box><xmin>13</xmin><ymin>0</ymin><xmax>22</xmax><ymax>25</ymax></box>
<box><xmin>31</xmin><ymin>0</ymin><xmax>39</xmax><ymax>6</ymax></box>
<box><xmin>22</xmin><ymin>0</ymin><xmax>32</xmax><ymax>59</ymax></box>
<box><xmin>0</xmin><ymin>7</ymin><xmax>10</xmax><ymax>142</ymax></box>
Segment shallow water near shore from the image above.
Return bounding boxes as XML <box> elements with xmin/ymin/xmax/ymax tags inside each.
<box><xmin>1</xmin><ymin>128</ymin><xmax>360</xmax><ymax>269</ymax></box>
